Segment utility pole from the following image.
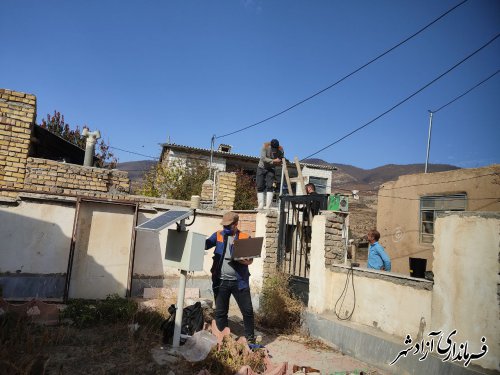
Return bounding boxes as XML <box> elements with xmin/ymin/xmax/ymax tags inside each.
<box><xmin>424</xmin><ymin>110</ymin><xmax>433</xmax><ymax>173</ymax></box>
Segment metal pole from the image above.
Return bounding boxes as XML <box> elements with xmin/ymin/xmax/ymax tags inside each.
<box><xmin>209</xmin><ymin>135</ymin><xmax>215</xmax><ymax>180</ymax></box>
<box><xmin>172</xmin><ymin>269</ymin><xmax>188</xmax><ymax>348</ymax></box>
<box><xmin>424</xmin><ymin>111</ymin><xmax>434</xmax><ymax>173</ymax></box>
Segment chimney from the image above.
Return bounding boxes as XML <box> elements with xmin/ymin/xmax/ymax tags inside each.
<box><xmin>217</xmin><ymin>144</ymin><xmax>232</xmax><ymax>153</ymax></box>
<box><xmin>82</xmin><ymin>128</ymin><xmax>101</xmax><ymax>167</ymax></box>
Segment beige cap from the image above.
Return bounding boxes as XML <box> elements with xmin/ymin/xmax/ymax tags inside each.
<box><xmin>221</xmin><ymin>212</ymin><xmax>239</xmax><ymax>226</ymax></box>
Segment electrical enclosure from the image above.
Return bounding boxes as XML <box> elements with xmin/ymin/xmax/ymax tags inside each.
<box><xmin>165</xmin><ymin>229</ymin><xmax>206</xmax><ymax>271</ymax></box>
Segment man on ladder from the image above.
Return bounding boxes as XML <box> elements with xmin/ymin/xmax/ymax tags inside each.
<box><xmin>256</xmin><ymin>139</ymin><xmax>284</xmax><ymax>209</ymax></box>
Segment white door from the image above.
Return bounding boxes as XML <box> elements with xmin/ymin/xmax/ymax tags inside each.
<box><xmin>68</xmin><ymin>201</ymin><xmax>135</xmax><ymax>299</ymax></box>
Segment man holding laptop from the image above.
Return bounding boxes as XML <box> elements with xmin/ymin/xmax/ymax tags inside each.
<box><xmin>205</xmin><ymin>212</ymin><xmax>262</xmax><ymax>344</ymax></box>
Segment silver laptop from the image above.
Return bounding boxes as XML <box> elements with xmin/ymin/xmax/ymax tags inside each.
<box><xmin>232</xmin><ymin>237</ymin><xmax>264</xmax><ymax>260</ymax></box>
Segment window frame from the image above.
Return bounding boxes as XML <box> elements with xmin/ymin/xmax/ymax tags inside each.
<box><xmin>419</xmin><ymin>194</ymin><xmax>467</xmax><ymax>243</ymax></box>
<box><xmin>308</xmin><ymin>176</ymin><xmax>328</xmax><ymax>194</ymax></box>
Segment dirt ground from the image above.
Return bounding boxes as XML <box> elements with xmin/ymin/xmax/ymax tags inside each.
<box><xmin>2</xmin><ymin>317</ymin><xmax>385</xmax><ymax>375</ymax></box>
<box><xmin>1</xmin><ymin>298</ymin><xmax>384</xmax><ymax>375</ymax></box>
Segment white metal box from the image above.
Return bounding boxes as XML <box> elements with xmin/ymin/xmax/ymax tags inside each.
<box><xmin>164</xmin><ymin>229</ymin><xmax>206</xmax><ymax>271</ymax></box>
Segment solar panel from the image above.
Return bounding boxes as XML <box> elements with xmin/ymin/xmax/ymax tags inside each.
<box><xmin>136</xmin><ymin>210</ymin><xmax>193</xmax><ymax>232</ymax></box>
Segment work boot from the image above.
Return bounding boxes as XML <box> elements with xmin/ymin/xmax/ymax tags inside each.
<box><xmin>257</xmin><ymin>192</ymin><xmax>264</xmax><ymax>209</ymax></box>
<box><xmin>265</xmin><ymin>192</ymin><xmax>274</xmax><ymax>209</ymax></box>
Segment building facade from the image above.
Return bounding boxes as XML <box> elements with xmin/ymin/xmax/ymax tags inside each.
<box><xmin>376</xmin><ymin>164</ymin><xmax>500</xmax><ymax>274</ymax></box>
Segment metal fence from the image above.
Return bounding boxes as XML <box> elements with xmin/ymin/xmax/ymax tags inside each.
<box><xmin>277</xmin><ymin>194</ymin><xmax>328</xmax><ymax>279</ymax></box>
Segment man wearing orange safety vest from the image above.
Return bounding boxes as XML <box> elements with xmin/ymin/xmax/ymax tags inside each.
<box><xmin>205</xmin><ymin>212</ymin><xmax>256</xmax><ymax>343</ymax></box>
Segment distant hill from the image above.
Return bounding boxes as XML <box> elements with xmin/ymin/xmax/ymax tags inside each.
<box><xmin>304</xmin><ymin>159</ymin><xmax>460</xmax><ymax>192</ymax></box>
<box><xmin>118</xmin><ymin>159</ymin><xmax>460</xmax><ymax>193</ymax></box>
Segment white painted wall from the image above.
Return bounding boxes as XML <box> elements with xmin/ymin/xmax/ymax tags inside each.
<box><xmin>301</xmin><ymin>167</ymin><xmax>332</xmax><ymax>194</ymax></box>
<box><xmin>249</xmin><ymin>212</ymin><xmax>267</xmax><ymax>293</ymax></box>
<box><xmin>133</xmin><ymin>211</ymin><xmax>222</xmax><ymax>277</ymax></box>
<box><xmin>167</xmin><ymin>150</ymin><xmax>226</xmax><ymax>171</ymax></box>
<box><xmin>308</xmin><ymin>215</ymin><xmax>327</xmax><ymax>313</ymax></box>
<box><xmin>308</xmin><ymin>213</ymin><xmax>432</xmax><ymax>339</ymax></box>
<box><xmin>325</xmin><ymin>269</ymin><xmax>432</xmax><ymax>338</ymax></box>
<box><xmin>431</xmin><ymin>213</ymin><xmax>499</xmax><ymax>371</ymax></box>
<box><xmin>0</xmin><ymin>200</ymin><xmax>74</xmax><ymax>273</ymax></box>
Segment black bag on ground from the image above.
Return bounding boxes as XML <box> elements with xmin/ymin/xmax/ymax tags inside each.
<box><xmin>161</xmin><ymin>302</ymin><xmax>204</xmax><ymax>345</ymax></box>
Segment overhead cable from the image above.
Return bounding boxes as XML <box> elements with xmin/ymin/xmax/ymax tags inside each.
<box><xmin>432</xmin><ymin>69</ymin><xmax>500</xmax><ymax>113</ymax></box>
<box><xmin>215</xmin><ymin>0</ymin><xmax>468</xmax><ymax>139</ymax></box>
<box><xmin>301</xmin><ymin>33</ymin><xmax>500</xmax><ymax>161</ymax></box>
<box><xmin>109</xmin><ymin>146</ymin><xmax>159</xmax><ymax>160</ymax></box>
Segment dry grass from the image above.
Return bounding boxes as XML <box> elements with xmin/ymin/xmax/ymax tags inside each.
<box><xmin>256</xmin><ymin>272</ymin><xmax>304</xmax><ymax>333</ymax></box>
<box><xmin>195</xmin><ymin>335</ymin><xmax>267</xmax><ymax>375</ymax></box>
<box><xmin>0</xmin><ymin>296</ymin><xmax>192</xmax><ymax>375</ymax></box>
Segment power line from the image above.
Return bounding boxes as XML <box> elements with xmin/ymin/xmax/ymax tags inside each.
<box><xmin>215</xmin><ymin>0</ymin><xmax>468</xmax><ymax>139</ymax></box>
<box><xmin>432</xmin><ymin>69</ymin><xmax>500</xmax><ymax>113</ymax></box>
<box><xmin>109</xmin><ymin>146</ymin><xmax>159</xmax><ymax>160</ymax></box>
<box><xmin>301</xmin><ymin>33</ymin><xmax>500</xmax><ymax>161</ymax></box>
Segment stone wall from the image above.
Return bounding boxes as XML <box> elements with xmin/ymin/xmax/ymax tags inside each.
<box><xmin>24</xmin><ymin>157</ymin><xmax>130</xmax><ymax>196</ymax></box>
<box><xmin>0</xmin><ymin>89</ymin><xmax>36</xmax><ymax>197</ymax></box>
<box><xmin>324</xmin><ymin>212</ymin><xmax>347</xmax><ymax>266</ymax></box>
<box><xmin>200</xmin><ymin>179</ymin><xmax>214</xmax><ymax>201</ymax></box>
<box><xmin>215</xmin><ymin>172</ymin><xmax>236</xmax><ymax>210</ymax></box>
<box><xmin>262</xmin><ymin>210</ymin><xmax>279</xmax><ymax>277</ymax></box>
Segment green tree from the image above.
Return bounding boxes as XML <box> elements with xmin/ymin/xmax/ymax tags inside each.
<box><xmin>39</xmin><ymin>111</ymin><xmax>118</xmax><ymax>168</ymax></box>
<box><xmin>233</xmin><ymin>169</ymin><xmax>257</xmax><ymax>210</ymax></box>
<box><xmin>141</xmin><ymin>159</ymin><xmax>209</xmax><ymax>200</ymax></box>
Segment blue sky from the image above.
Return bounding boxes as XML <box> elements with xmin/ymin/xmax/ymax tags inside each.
<box><xmin>1</xmin><ymin>1</ymin><xmax>499</xmax><ymax>169</ymax></box>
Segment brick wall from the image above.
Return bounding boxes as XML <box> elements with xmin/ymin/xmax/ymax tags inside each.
<box><xmin>24</xmin><ymin>157</ymin><xmax>130</xmax><ymax>195</ymax></box>
<box><xmin>236</xmin><ymin>212</ymin><xmax>257</xmax><ymax>237</ymax></box>
<box><xmin>0</xmin><ymin>89</ymin><xmax>36</xmax><ymax>196</ymax></box>
<box><xmin>215</xmin><ymin>172</ymin><xmax>236</xmax><ymax>210</ymax></box>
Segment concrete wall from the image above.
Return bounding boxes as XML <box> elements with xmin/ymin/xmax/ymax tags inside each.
<box><xmin>431</xmin><ymin>212</ymin><xmax>499</xmax><ymax>371</ymax></box>
<box><xmin>308</xmin><ymin>213</ymin><xmax>432</xmax><ymax>338</ymax></box>
<box><xmin>377</xmin><ymin>165</ymin><xmax>500</xmax><ymax>274</ymax></box>
<box><xmin>0</xmin><ymin>198</ymin><xmax>74</xmax><ymax>298</ymax></box>
<box><xmin>133</xmin><ymin>210</ymin><xmax>222</xmax><ymax>280</ymax></box>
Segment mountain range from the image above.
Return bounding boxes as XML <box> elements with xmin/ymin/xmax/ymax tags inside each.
<box><xmin>117</xmin><ymin>159</ymin><xmax>460</xmax><ymax>193</ymax></box>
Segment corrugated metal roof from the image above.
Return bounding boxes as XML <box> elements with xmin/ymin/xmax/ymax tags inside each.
<box><xmin>160</xmin><ymin>142</ymin><xmax>337</xmax><ymax>170</ymax></box>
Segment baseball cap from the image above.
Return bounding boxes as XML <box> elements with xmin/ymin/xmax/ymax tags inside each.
<box><xmin>221</xmin><ymin>212</ymin><xmax>239</xmax><ymax>226</ymax></box>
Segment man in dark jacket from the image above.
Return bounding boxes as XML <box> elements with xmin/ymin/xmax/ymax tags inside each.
<box><xmin>256</xmin><ymin>139</ymin><xmax>284</xmax><ymax>209</ymax></box>
<box><xmin>205</xmin><ymin>212</ymin><xmax>255</xmax><ymax>342</ymax></box>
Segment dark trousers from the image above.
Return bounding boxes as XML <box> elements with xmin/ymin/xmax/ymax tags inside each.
<box><xmin>215</xmin><ymin>279</ymin><xmax>255</xmax><ymax>342</ymax></box>
<box><xmin>256</xmin><ymin>167</ymin><xmax>275</xmax><ymax>193</ymax></box>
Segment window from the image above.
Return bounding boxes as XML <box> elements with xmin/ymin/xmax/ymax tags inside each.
<box><xmin>420</xmin><ymin>194</ymin><xmax>467</xmax><ymax>243</ymax></box>
<box><xmin>308</xmin><ymin>177</ymin><xmax>328</xmax><ymax>194</ymax></box>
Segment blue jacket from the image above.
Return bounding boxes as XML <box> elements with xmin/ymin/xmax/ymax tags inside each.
<box><xmin>205</xmin><ymin>230</ymin><xmax>251</xmax><ymax>290</ymax></box>
<box><xmin>367</xmin><ymin>242</ymin><xmax>391</xmax><ymax>271</ymax></box>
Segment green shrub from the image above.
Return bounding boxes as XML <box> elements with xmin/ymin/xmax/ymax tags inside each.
<box><xmin>62</xmin><ymin>294</ymin><xmax>138</xmax><ymax>328</ymax></box>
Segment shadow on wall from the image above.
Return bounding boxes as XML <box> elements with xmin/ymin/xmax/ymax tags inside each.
<box><xmin>0</xmin><ymin>201</ymin><xmax>132</xmax><ymax>301</ymax></box>
<box><xmin>130</xmin><ymin>211</ymin><xmax>164</xmax><ymax>296</ymax></box>
<box><xmin>0</xmin><ymin>209</ymin><xmax>70</xmax><ymax>299</ymax></box>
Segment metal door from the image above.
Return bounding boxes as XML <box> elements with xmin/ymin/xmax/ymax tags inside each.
<box><xmin>277</xmin><ymin>194</ymin><xmax>327</xmax><ymax>303</ymax></box>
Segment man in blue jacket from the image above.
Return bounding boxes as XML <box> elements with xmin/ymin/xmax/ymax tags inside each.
<box><xmin>367</xmin><ymin>229</ymin><xmax>391</xmax><ymax>272</ymax></box>
<box><xmin>205</xmin><ymin>212</ymin><xmax>255</xmax><ymax>342</ymax></box>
